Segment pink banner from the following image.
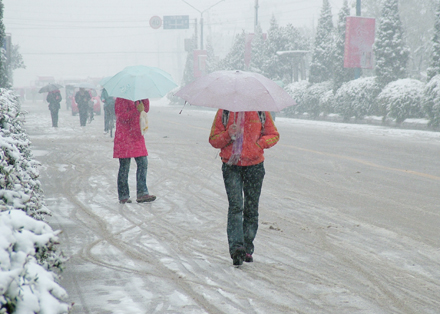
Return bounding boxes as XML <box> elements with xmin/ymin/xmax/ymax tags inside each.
<box><xmin>344</xmin><ymin>17</ymin><xmax>376</xmax><ymax>69</ymax></box>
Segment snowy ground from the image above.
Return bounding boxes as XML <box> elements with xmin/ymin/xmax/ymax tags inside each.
<box><xmin>21</xmin><ymin>99</ymin><xmax>440</xmax><ymax>314</ymax></box>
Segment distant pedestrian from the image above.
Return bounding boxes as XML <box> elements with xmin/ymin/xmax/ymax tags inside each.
<box><xmin>74</xmin><ymin>88</ymin><xmax>91</xmax><ymax>126</ymax></box>
<box><xmin>46</xmin><ymin>89</ymin><xmax>62</xmax><ymax>127</ymax></box>
<box><xmin>113</xmin><ymin>97</ymin><xmax>156</xmax><ymax>204</ymax></box>
<box><xmin>209</xmin><ymin>110</ymin><xmax>279</xmax><ymax>266</ymax></box>
<box><xmin>101</xmin><ymin>88</ymin><xmax>115</xmax><ymax>134</ymax></box>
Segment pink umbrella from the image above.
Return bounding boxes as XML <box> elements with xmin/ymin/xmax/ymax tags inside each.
<box><xmin>174</xmin><ymin>70</ymin><xmax>296</xmax><ymax>112</ymax></box>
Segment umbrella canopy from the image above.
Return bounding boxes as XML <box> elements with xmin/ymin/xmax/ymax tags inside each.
<box><xmin>174</xmin><ymin>70</ymin><xmax>296</xmax><ymax>112</ymax></box>
<box><xmin>38</xmin><ymin>83</ymin><xmax>63</xmax><ymax>93</ymax></box>
<box><xmin>103</xmin><ymin>65</ymin><xmax>178</xmax><ymax>101</ymax></box>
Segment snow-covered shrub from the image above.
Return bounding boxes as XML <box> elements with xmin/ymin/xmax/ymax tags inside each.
<box><xmin>283</xmin><ymin>80</ymin><xmax>308</xmax><ymax>117</ymax></box>
<box><xmin>167</xmin><ymin>87</ymin><xmax>184</xmax><ymax>106</ymax></box>
<box><xmin>334</xmin><ymin>77</ymin><xmax>381</xmax><ymax>121</ymax></box>
<box><xmin>423</xmin><ymin>74</ymin><xmax>440</xmax><ymax>128</ymax></box>
<box><xmin>0</xmin><ymin>89</ymin><xmax>49</xmax><ymax>220</ymax></box>
<box><xmin>378</xmin><ymin>78</ymin><xmax>425</xmax><ymax>124</ymax></box>
<box><xmin>1</xmin><ymin>89</ymin><xmax>69</xmax><ymax>313</ymax></box>
<box><xmin>301</xmin><ymin>81</ymin><xmax>332</xmax><ymax>119</ymax></box>
<box><xmin>0</xmin><ymin>210</ymin><xmax>69</xmax><ymax>314</ymax></box>
<box><xmin>319</xmin><ymin>89</ymin><xmax>335</xmax><ymax>116</ymax></box>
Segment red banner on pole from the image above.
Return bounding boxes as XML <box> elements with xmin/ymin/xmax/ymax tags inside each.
<box><xmin>344</xmin><ymin>17</ymin><xmax>376</xmax><ymax>69</ymax></box>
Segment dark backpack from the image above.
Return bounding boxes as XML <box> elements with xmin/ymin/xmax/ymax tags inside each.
<box><xmin>222</xmin><ymin>110</ymin><xmax>266</xmax><ymax>133</ymax></box>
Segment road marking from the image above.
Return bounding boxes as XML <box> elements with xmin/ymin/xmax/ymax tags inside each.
<box><xmin>283</xmin><ymin>144</ymin><xmax>440</xmax><ymax>181</ymax></box>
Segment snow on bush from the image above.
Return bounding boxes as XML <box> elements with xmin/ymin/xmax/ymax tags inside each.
<box><xmin>284</xmin><ymin>81</ymin><xmax>334</xmax><ymax>119</ymax></box>
<box><xmin>423</xmin><ymin>74</ymin><xmax>440</xmax><ymax>128</ymax></box>
<box><xmin>1</xmin><ymin>89</ymin><xmax>69</xmax><ymax>313</ymax></box>
<box><xmin>0</xmin><ymin>210</ymin><xmax>69</xmax><ymax>314</ymax></box>
<box><xmin>0</xmin><ymin>90</ymin><xmax>49</xmax><ymax>220</ymax></box>
<box><xmin>301</xmin><ymin>81</ymin><xmax>332</xmax><ymax>119</ymax></box>
<box><xmin>334</xmin><ymin>77</ymin><xmax>381</xmax><ymax>121</ymax></box>
<box><xmin>319</xmin><ymin>89</ymin><xmax>335</xmax><ymax>116</ymax></box>
<box><xmin>283</xmin><ymin>80</ymin><xmax>308</xmax><ymax>117</ymax></box>
<box><xmin>378</xmin><ymin>78</ymin><xmax>425</xmax><ymax>124</ymax></box>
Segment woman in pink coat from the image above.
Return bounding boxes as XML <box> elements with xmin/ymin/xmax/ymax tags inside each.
<box><xmin>113</xmin><ymin>97</ymin><xmax>156</xmax><ymax>204</ymax></box>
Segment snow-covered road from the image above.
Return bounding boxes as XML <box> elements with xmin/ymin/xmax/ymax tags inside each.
<box><xmin>22</xmin><ymin>99</ymin><xmax>440</xmax><ymax>313</ymax></box>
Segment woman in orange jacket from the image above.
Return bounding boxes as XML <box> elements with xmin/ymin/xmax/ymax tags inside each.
<box><xmin>209</xmin><ymin>110</ymin><xmax>279</xmax><ymax>266</ymax></box>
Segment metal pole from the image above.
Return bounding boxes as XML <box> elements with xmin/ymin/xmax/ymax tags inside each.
<box><xmin>200</xmin><ymin>14</ymin><xmax>204</xmax><ymax>50</ymax></box>
<box><xmin>194</xmin><ymin>18</ymin><xmax>198</xmax><ymax>49</ymax></box>
<box><xmin>255</xmin><ymin>0</ymin><xmax>259</xmax><ymax>32</ymax></box>
<box><xmin>354</xmin><ymin>0</ymin><xmax>361</xmax><ymax>79</ymax></box>
<box><xmin>181</xmin><ymin>0</ymin><xmax>224</xmax><ymax>51</ymax></box>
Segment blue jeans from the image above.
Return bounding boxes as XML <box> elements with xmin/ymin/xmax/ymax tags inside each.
<box><xmin>117</xmin><ymin>156</ymin><xmax>149</xmax><ymax>201</ymax></box>
<box><xmin>222</xmin><ymin>162</ymin><xmax>265</xmax><ymax>257</ymax></box>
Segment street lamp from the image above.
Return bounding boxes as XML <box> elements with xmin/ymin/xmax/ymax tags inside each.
<box><xmin>181</xmin><ymin>0</ymin><xmax>225</xmax><ymax>50</ymax></box>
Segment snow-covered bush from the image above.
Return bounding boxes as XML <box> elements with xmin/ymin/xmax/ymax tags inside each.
<box><xmin>1</xmin><ymin>90</ymin><xmax>49</xmax><ymax>220</ymax></box>
<box><xmin>334</xmin><ymin>77</ymin><xmax>381</xmax><ymax>121</ymax></box>
<box><xmin>378</xmin><ymin>78</ymin><xmax>425</xmax><ymax>124</ymax></box>
<box><xmin>283</xmin><ymin>80</ymin><xmax>308</xmax><ymax>117</ymax></box>
<box><xmin>319</xmin><ymin>89</ymin><xmax>335</xmax><ymax>116</ymax></box>
<box><xmin>167</xmin><ymin>87</ymin><xmax>184</xmax><ymax>106</ymax></box>
<box><xmin>0</xmin><ymin>210</ymin><xmax>69</xmax><ymax>314</ymax></box>
<box><xmin>423</xmin><ymin>74</ymin><xmax>440</xmax><ymax>128</ymax></box>
<box><xmin>1</xmin><ymin>88</ymin><xmax>69</xmax><ymax>313</ymax></box>
<box><xmin>301</xmin><ymin>81</ymin><xmax>332</xmax><ymax>118</ymax></box>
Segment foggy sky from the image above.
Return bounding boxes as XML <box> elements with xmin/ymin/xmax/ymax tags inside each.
<box><xmin>4</xmin><ymin>0</ymin><xmax>344</xmax><ymax>87</ymax></box>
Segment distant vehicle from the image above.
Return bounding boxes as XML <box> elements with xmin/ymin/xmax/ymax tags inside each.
<box><xmin>71</xmin><ymin>88</ymin><xmax>101</xmax><ymax>116</ymax></box>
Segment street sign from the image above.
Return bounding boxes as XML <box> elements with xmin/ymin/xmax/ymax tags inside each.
<box><xmin>149</xmin><ymin>16</ymin><xmax>162</xmax><ymax>29</ymax></box>
<box><xmin>163</xmin><ymin>15</ymin><xmax>189</xmax><ymax>29</ymax></box>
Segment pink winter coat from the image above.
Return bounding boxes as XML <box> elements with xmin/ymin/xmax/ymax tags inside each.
<box><xmin>113</xmin><ymin>98</ymin><xmax>149</xmax><ymax>159</ymax></box>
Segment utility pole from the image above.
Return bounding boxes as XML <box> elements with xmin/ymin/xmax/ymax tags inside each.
<box><xmin>194</xmin><ymin>18</ymin><xmax>198</xmax><ymax>49</ymax></box>
<box><xmin>182</xmin><ymin>0</ymin><xmax>225</xmax><ymax>50</ymax></box>
<box><xmin>354</xmin><ymin>0</ymin><xmax>361</xmax><ymax>79</ymax></box>
<box><xmin>254</xmin><ymin>0</ymin><xmax>259</xmax><ymax>32</ymax></box>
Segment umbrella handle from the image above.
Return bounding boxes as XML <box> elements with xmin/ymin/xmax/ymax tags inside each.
<box><xmin>230</xmin><ymin>113</ymin><xmax>237</xmax><ymax>140</ymax></box>
<box><xmin>179</xmin><ymin>101</ymin><xmax>187</xmax><ymax>114</ymax></box>
<box><xmin>229</xmin><ymin>112</ymin><xmax>238</xmax><ymax>140</ymax></box>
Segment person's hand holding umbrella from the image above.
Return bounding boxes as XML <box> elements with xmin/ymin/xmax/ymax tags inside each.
<box><xmin>228</xmin><ymin>122</ymin><xmax>239</xmax><ymax>140</ymax></box>
<box><xmin>135</xmin><ymin>100</ymin><xmax>144</xmax><ymax>113</ymax></box>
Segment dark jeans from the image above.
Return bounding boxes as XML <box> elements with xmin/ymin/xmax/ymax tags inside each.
<box><xmin>78</xmin><ymin>106</ymin><xmax>88</xmax><ymax>126</ymax></box>
<box><xmin>117</xmin><ymin>156</ymin><xmax>149</xmax><ymax>201</ymax></box>
<box><xmin>50</xmin><ymin>109</ymin><xmax>59</xmax><ymax>127</ymax></box>
<box><xmin>222</xmin><ymin>162</ymin><xmax>265</xmax><ymax>257</ymax></box>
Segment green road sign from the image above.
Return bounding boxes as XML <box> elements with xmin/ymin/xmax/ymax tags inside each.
<box><xmin>163</xmin><ymin>15</ymin><xmax>189</xmax><ymax>29</ymax></box>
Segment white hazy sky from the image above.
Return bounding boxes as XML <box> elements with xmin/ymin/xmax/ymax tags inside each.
<box><xmin>4</xmin><ymin>0</ymin><xmax>346</xmax><ymax>87</ymax></box>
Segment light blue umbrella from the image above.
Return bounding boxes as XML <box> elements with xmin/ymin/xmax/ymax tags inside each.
<box><xmin>103</xmin><ymin>65</ymin><xmax>178</xmax><ymax>101</ymax></box>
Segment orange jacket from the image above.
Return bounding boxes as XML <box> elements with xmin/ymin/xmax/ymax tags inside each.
<box><xmin>209</xmin><ymin>110</ymin><xmax>279</xmax><ymax>166</ymax></box>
